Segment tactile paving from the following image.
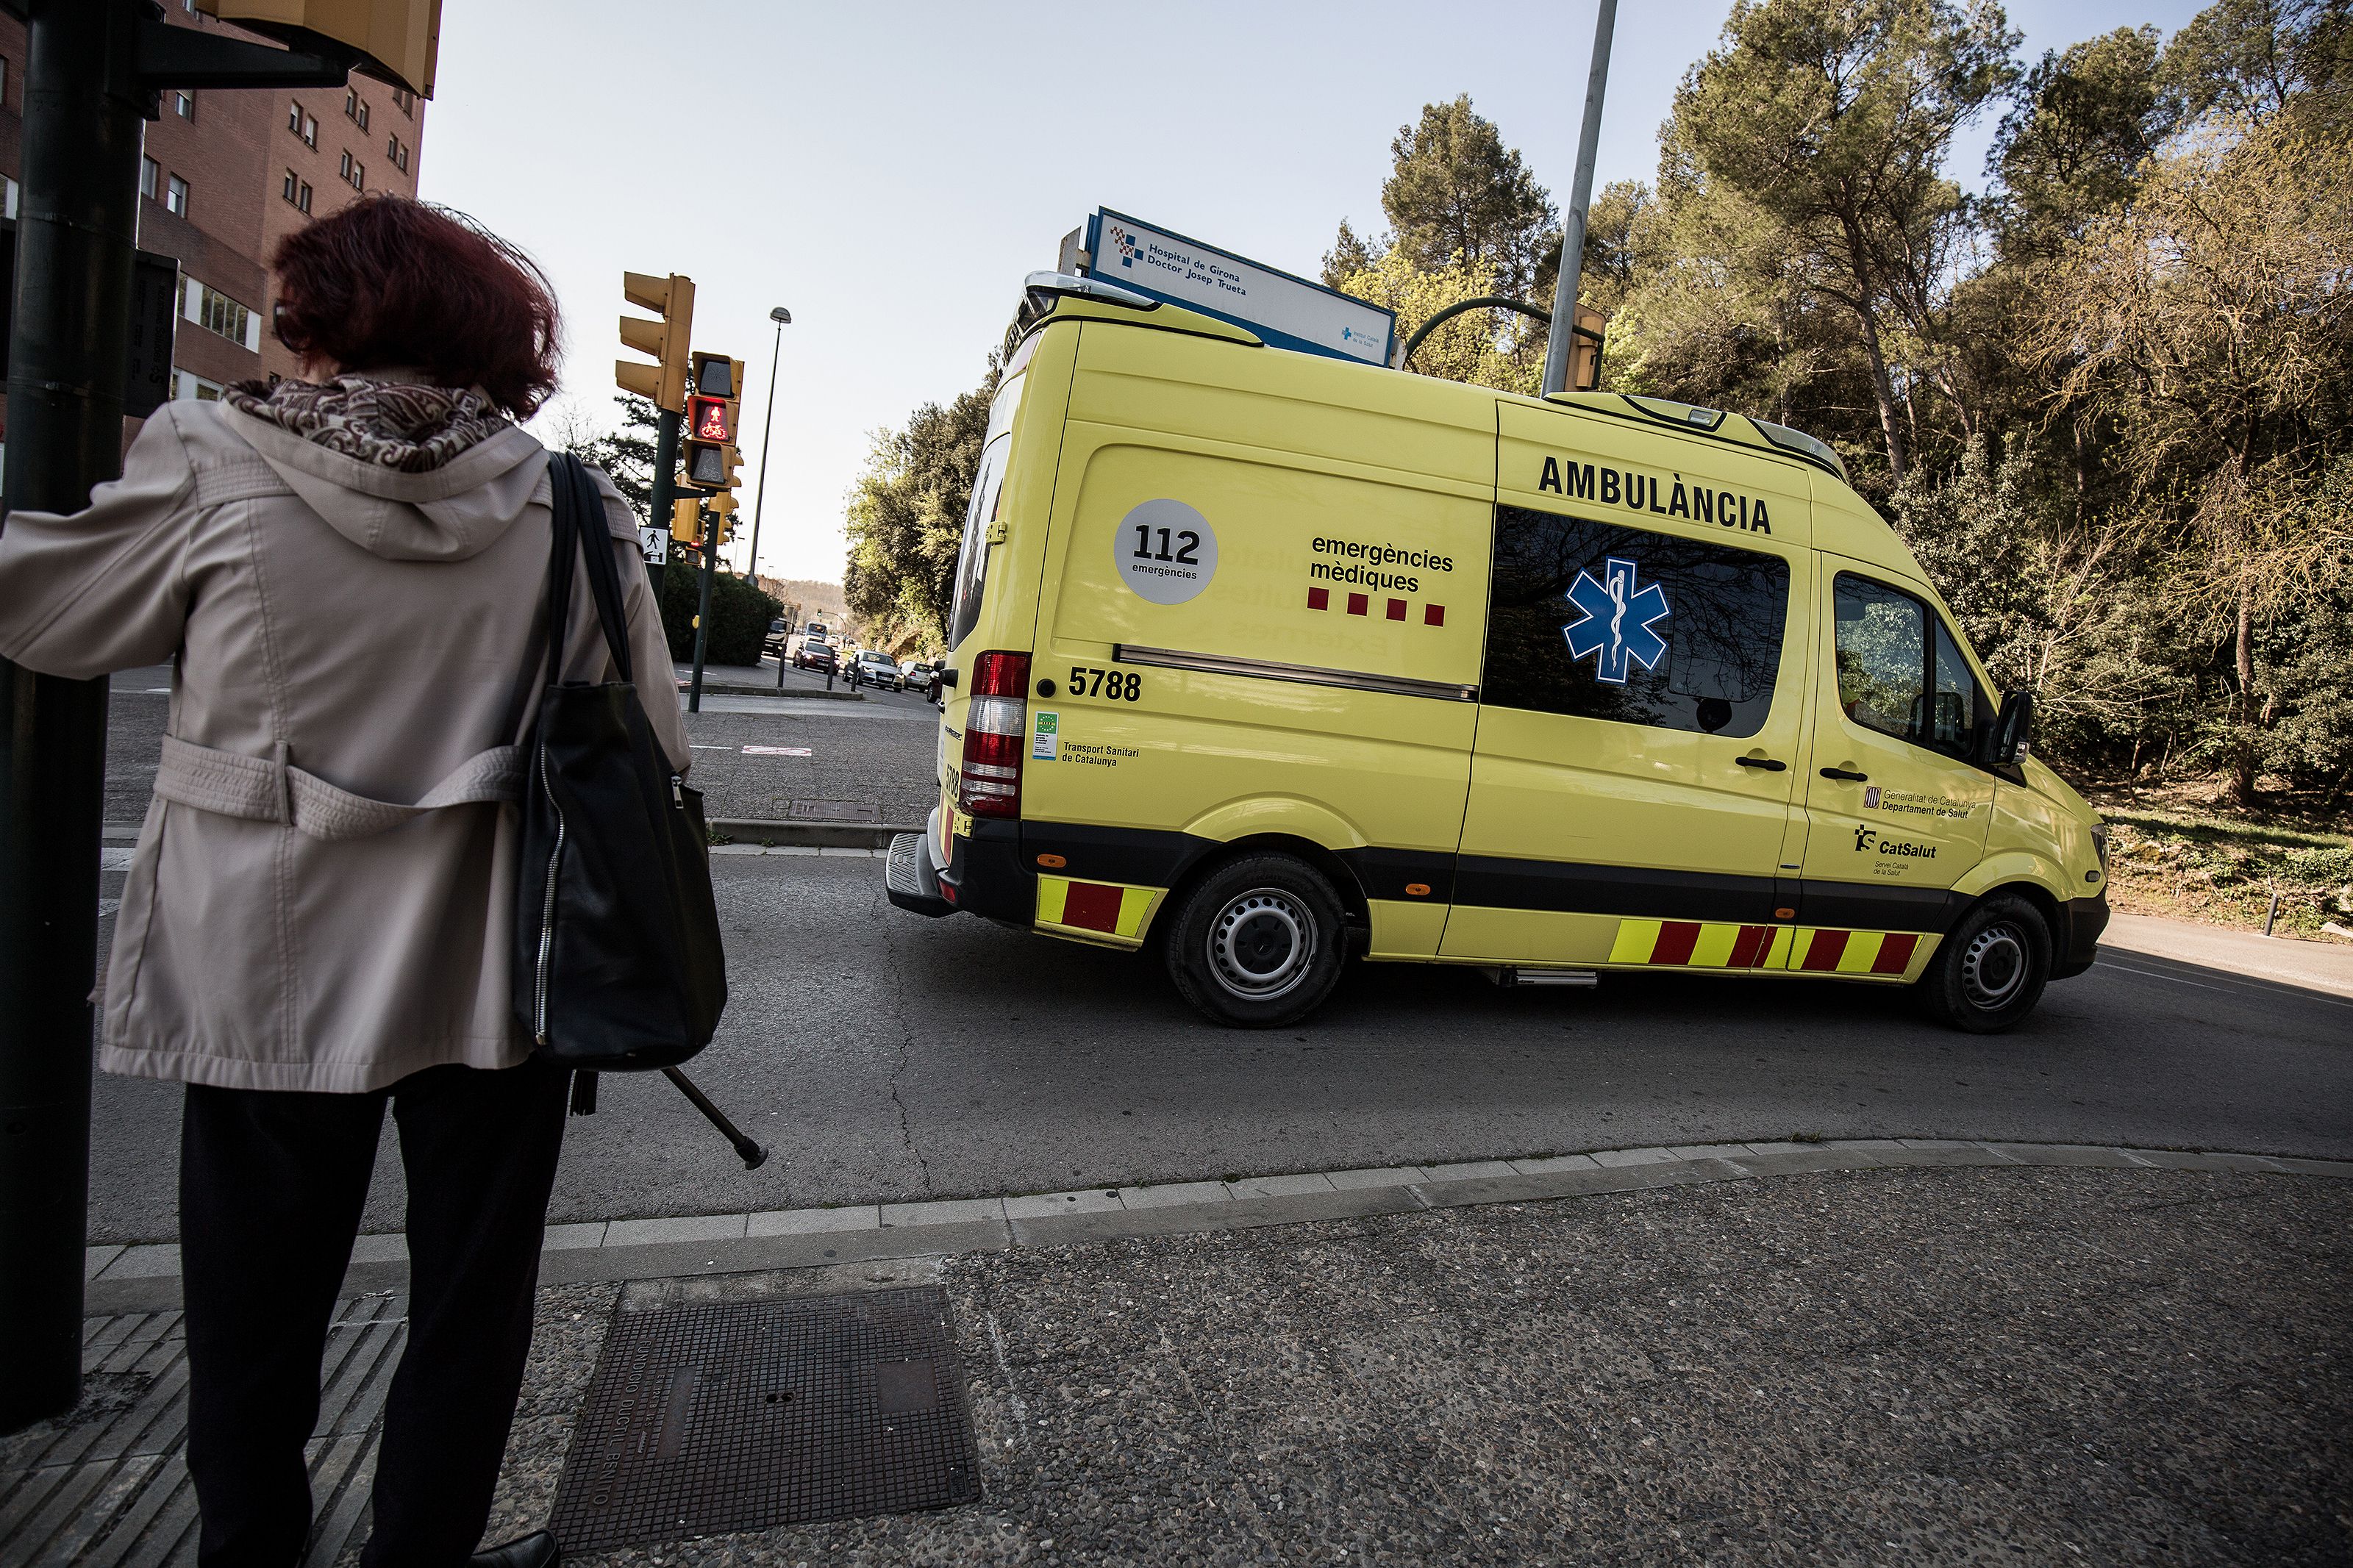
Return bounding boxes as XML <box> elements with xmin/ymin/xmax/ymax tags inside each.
<box><xmin>547</xmin><ymin>1286</ymin><xmax>979</xmax><ymax>1552</ymax></box>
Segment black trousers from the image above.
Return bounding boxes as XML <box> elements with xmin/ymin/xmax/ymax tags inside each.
<box><xmin>179</xmin><ymin>1057</ymin><xmax>569</xmax><ymax>1568</ymax></box>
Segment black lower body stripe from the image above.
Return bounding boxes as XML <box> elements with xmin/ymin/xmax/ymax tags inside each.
<box><xmin>1002</xmin><ymin>826</ymin><xmax>1975</xmax><ymax>934</ymax></box>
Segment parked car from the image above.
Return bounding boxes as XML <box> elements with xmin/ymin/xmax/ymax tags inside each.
<box><xmin>791</xmin><ymin>637</ymin><xmax>838</xmax><ymax>674</ymax></box>
<box><xmin>904</xmin><ymin>660</ymin><xmax>938</xmax><ymax>696</ymax></box>
<box><xmin>851</xmin><ymin>651</ymin><xmax>904</xmax><ymax>690</ymax></box>
<box><xmin>763</xmin><ymin>617</ymin><xmax>788</xmax><ymax>656</ymax></box>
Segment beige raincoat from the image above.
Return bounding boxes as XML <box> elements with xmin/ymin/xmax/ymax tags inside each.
<box><xmin>0</xmin><ymin>392</ymin><xmax>690</xmax><ymax>1092</ymax></box>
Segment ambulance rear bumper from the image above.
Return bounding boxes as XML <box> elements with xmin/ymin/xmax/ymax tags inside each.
<box><xmin>885</xmin><ymin>814</ymin><xmax>953</xmax><ymax>918</ymax></box>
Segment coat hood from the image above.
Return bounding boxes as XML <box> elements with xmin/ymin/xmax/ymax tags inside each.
<box><xmin>220</xmin><ymin>372</ymin><xmax>549</xmax><ymax>562</ymax></box>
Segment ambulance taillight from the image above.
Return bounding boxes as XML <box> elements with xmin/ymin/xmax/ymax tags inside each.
<box><xmin>957</xmin><ymin>651</ymin><xmax>1031</xmax><ymax>819</ymax></box>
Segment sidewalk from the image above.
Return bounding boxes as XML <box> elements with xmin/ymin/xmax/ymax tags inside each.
<box><xmin>2100</xmin><ymin>910</ymin><xmax>2353</xmax><ymax>1000</ymax></box>
<box><xmin>19</xmin><ymin>1145</ymin><xmax>2352</xmax><ymax>1567</ymax></box>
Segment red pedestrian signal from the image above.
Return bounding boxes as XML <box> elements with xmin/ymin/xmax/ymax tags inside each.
<box><xmin>688</xmin><ymin>394</ymin><xmax>733</xmax><ymax>443</ymax></box>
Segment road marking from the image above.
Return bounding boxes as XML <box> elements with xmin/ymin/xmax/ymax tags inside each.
<box><xmin>2099</xmin><ymin>958</ymin><xmax>2353</xmax><ymax>1010</ymax></box>
<box><xmin>690</xmin><ymin>744</ymin><xmax>731</xmax><ymax>751</ymax></box>
<box><xmin>743</xmin><ymin>745</ymin><xmax>813</xmax><ymax>756</ymax></box>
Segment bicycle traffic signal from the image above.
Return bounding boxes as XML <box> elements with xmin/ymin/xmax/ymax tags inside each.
<box><xmin>616</xmin><ymin>273</ymin><xmax>696</xmax><ymax>412</ymax></box>
<box><xmin>679</xmin><ymin>351</ymin><xmax>744</xmax><ymax>492</ymax></box>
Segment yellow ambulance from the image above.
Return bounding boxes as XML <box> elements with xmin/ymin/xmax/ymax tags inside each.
<box><xmin>885</xmin><ymin>273</ymin><xmax>2110</xmax><ymax>1032</ymax></box>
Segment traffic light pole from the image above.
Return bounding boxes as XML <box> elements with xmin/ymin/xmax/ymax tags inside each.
<box><xmin>0</xmin><ymin>0</ymin><xmax>143</xmax><ymax>1436</ymax></box>
<box><xmin>648</xmin><ymin>407</ymin><xmax>682</xmax><ymax>600</ymax></box>
<box><xmin>688</xmin><ymin>505</ymin><xmax>718</xmax><ymax>713</ymax></box>
<box><xmin>0</xmin><ymin>0</ymin><xmax>356</xmax><ymax>1435</ymax></box>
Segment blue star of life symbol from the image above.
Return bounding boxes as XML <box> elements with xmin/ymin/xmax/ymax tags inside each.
<box><xmin>1563</xmin><ymin>556</ymin><xmax>1670</xmax><ymax>684</ymax></box>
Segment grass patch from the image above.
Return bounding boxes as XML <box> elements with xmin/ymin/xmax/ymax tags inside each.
<box><xmin>2096</xmin><ymin>808</ymin><xmax>2352</xmax><ymax>942</ymax></box>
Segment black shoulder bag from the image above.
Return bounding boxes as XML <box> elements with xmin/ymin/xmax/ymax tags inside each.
<box><xmin>517</xmin><ymin>457</ymin><xmax>738</xmax><ymax>1128</ymax></box>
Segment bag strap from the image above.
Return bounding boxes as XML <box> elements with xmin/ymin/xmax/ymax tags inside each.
<box><xmin>563</xmin><ymin>455</ymin><xmax>635</xmax><ymax>684</ymax></box>
<box><xmin>540</xmin><ymin>453</ymin><xmax>580</xmax><ymax>684</ymax></box>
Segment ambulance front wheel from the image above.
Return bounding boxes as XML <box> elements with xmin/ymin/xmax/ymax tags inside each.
<box><xmin>1917</xmin><ymin>893</ymin><xmax>2051</xmax><ymax>1033</ymax></box>
<box><xmin>1165</xmin><ymin>853</ymin><xmax>1349</xmax><ymax>1028</ymax></box>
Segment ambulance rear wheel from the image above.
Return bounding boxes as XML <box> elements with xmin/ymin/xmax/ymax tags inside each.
<box><xmin>1918</xmin><ymin>894</ymin><xmax>2050</xmax><ymax>1033</ymax></box>
<box><xmin>1165</xmin><ymin>854</ymin><xmax>1347</xmax><ymax>1028</ymax></box>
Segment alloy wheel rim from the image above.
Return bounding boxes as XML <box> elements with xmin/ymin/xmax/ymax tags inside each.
<box><xmin>1960</xmin><ymin>923</ymin><xmax>2028</xmax><ymax>1009</ymax></box>
<box><xmin>1209</xmin><ymin>889</ymin><xmax>1316</xmax><ymax>1000</ymax></box>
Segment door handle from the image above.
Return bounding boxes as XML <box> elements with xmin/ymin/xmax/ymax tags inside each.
<box><xmin>1820</xmin><ymin>766</ymin><xmax>1869</xmax><ymax>781</ymax></box>
<box><xmin>1735</xmin><ymin>756</ymin><xmax>1786</xmax><ymax>771</ymax></box>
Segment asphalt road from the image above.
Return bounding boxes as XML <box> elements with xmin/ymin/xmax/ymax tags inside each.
<box><xmin>86</xmin><ymin>845</ymin><xmax>2353</xmax><ymax>1242</ymax></box>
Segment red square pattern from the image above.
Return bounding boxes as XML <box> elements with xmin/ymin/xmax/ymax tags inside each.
<box><xmin>1307</xmin><ymin>586</ymin><xmax>1329</xmax><ymax>611</ymax></box>
<box><xmin>1385</xmin><ymin>598</ymin><xmax>1407</xmax><ymax>621</ymax></box>
<box><xmin>1424</xmin><ymin>604</ymin><xmax>1446</xmax><ymax>627</ymax></box>
<box><xmin>1346</xmin><ymin>593</ymin><xmax>1368</xmax><ymax>616</ymax></box>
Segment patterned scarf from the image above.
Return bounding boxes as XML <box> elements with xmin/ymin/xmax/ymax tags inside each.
<box><xmin>224</xmin><ymin>374</ymin><xmax>511</xmax><ymax>474</ymax></box>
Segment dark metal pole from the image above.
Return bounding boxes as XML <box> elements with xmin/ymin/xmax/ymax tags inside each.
<box><xmin>647</xmin><ymin>405</ymin><xmax>681</xmax><ymax>601</ymax></box>
<box><xmin>1542</xmin><ymin>0</ymin><xmax>1618</xmax><ymax>397</ymax></box>
<box><xmin>0</xmin><ymin>0</ymin><xmax>145</xmax><ymax>1435</ymax></box>
<box><xmin>744</xmin><ymin>314</ymin><xmax>785</xmax><ymax>583</ymax></box>
<box><xmin>688</xmin><ymin>504</ymin><xmax>717</xmax><ymax>712</ymax></box>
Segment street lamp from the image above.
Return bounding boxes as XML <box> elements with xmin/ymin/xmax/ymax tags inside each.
<box><xmin>744</xmin><ymin>305</ymin><xmax>791</xmax><ymax>584</ymax></box>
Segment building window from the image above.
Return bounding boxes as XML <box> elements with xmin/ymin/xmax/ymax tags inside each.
<box><xmin>173</xmin><ymin>90</ymin><xmax>195</xmax><ymax>121</ymax></box>
<box><xmin>282</xmin><ymin>169</ymin><xmax>300</xmax><ymax>205</ymax></box>
<box><xmin>288</xmin><ymin>100</ymin><xmax>318</xmax><ymax>147</ymax></box>
<box><xmin>1</xmin><ymin>176</ymin><xmax>15</xmax><ymax>222</ymax></box>
<box><xmin>140</xmin><ymin>157</ymin><xmax>159</xmax><ymax>200</ymax></box>
<box><xmin>1</xmin><ymin>55</ymin><xmax>10</xmax><ymax>107</ymax></box>
<box><xmin>386</xmin><ymin>135</ymin><xmax>410</xmax><ymax>173</ymax></box>
<box><xmin>297</xmin><ymin>181</ymin><xmax>313</xmax><ymax>214</ymax></box>
<box><xmin>175</xmin><ymin>370</ymin><xmax>225</xmax><ymax>402</ymax></box>
<box><xmin>393</xmin><ymin>87</ymin><xmax>413</xmax><ymax>116</ymax></box>
<box><xmin>165</xmin><ymin>174</ymin><xmax>190</xmax><ymax>217</ymax></box>
<box><xmin>183</xmin><ymin>280</ymin><xmax>257</xmax><ymax>352</ymax></box>
<box><xmin>345</xmin><ymin>89</ymin><xmax>369</xmax><ymax>130</ymax></box>
<box><xmin>338</xmin><ymin>151</ymin><xmax>364</xmax><ymax>190</ymax></box>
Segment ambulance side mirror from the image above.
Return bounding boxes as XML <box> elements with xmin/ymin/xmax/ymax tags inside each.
<box><xmin>1980</xmin><ymin>688</ymin><xmax>2035</xmax><ymax>767</ymax></box>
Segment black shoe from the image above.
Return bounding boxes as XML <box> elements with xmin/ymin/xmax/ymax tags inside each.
<box><xmin>471</xmin><ymin>1531</ymin><xmax>560</xmax><ymax>1568</ymax></box>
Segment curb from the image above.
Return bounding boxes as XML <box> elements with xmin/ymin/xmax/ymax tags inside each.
<box><xmin>707</xmin><ymin>820</ymin><xmax>921</xmax><ymax>850</ymax></box>
<box><xmin>81</xmin><ymin>1139</ymin><xmax>2352</xmax><ymax>1316</ymax></box>
<box><xmin>682</xmin><ymin>681</ymin><xmax>865</xmax><ymax>701</ymax></box>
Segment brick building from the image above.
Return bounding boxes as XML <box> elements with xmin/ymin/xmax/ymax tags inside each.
<box><xmin>0</xmin><ymin>1</ymin><xmax>426</xmax><ymax>415</ymax></box>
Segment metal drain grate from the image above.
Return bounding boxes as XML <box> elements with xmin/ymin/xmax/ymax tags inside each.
<box><xmin>547</xmin><ymin>1287</ymin><xmax>979</xmax><ymax>1553</ymax></box>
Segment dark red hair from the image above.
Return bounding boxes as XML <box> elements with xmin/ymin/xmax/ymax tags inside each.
<box><xmin>269</xmin><ymin>196</ymin><xmax>562</xmax><ymax>418</ymax></box>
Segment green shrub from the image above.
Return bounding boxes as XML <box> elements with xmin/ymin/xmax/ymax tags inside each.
<box><xmin>658</xmin><ymin>562</ymin><xmax>781</xmax><ymax>667</ymax></box>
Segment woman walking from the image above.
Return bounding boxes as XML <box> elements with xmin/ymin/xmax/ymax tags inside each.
<box><xmin>0</xmin><ymin>196</ymin><xmax>684</xmax><ymax>1566</ymax></box>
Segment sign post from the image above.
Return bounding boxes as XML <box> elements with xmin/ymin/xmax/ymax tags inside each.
<box><xmin>1079</xmin><ymin>209</ymin><xmax>1396</xmax><ymax>368</ymax></box>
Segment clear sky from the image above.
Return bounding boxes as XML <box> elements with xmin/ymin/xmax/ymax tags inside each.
<box><xmin>418</xmin><ymin>1</ymin><xmax>2204</xmax><ymax>587</ymax></box>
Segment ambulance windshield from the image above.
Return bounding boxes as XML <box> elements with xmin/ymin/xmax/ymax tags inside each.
<box><xmin>947</xmin><ymin>372</ymin><xmax>1025</xmax><ymax>649</ymax></box>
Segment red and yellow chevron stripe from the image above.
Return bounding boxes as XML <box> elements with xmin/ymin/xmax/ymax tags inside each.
<box><xmin>1607</xmin><ymin>919</ymin><xmax>1923</xmax><ymax>977</ymax></box>
<box><xmin>1036</xmin><ymin>876</ymin><xmax>1162</xmax><ymax>945</ymax></box>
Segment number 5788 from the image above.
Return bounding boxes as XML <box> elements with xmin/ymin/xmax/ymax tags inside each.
<box><xmin>1068</xmin><ymin>666</ymin><xmax>1141</xmax><ymax>701</ymax></box>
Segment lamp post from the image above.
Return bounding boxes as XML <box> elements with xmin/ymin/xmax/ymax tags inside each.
<box><xmin>744</xmin><ymin>306</ymin><xmax>791</xmax><ymax>584</ymax></box>
<box><xmin>1542</xmin><ymin>0</ymin><xmax>1618</xmax><ymax>397</ymax></box>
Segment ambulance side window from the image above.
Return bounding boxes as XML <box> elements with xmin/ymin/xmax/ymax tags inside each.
<box><xmin>1831</xmin><ymin>576</ymin><xmax>1925</xmax><ymax>742</ymax></box>
<box><xmin>1482</xmin><ymin>505</ymin><xmax>1790</xmax><ymax>739</ymax></box>
<box><xmin>946</xmin><ymin>433</ymin><xmax>1010</xmax><ymax>651</ymax></box>
<box><xmin>1832</xmin><ymin>574</ymin><xmax>1988</xmax><ymax>759</ymax></box>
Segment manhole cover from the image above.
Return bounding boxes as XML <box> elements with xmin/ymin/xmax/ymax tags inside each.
<box><xmin>548</xmin><ymin>1287</ymin><xmax>979</xmax><ymax>1552</ymax></box>
<box><xmin>788</xmin><ymin>798</ymin><xmax>881</xmax><ymax>823</ymax></box>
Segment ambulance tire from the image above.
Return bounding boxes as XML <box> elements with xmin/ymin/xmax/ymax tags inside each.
<box><xmin>1165</xmin><ymin>854</ymin><xmax>1348</xmax><ymax>1028</ymax></box>
<box><xmin>1917</xmin><ymin>894</ymin><xmax>2051</xmax><ymax>1033</ymax></box>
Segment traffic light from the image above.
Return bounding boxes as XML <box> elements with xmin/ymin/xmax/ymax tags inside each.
<box><xmin>671</xmin><ymin>495</ymin><xmax>701</xmax><ymax>545</ymax></box>
<box><xmin>679</xmin><ymin>351</ymin><xmax>744</xmax><ymax>491</ymax></box>
<box><xmin>708</xmin><ymin>492</ymin><xmax>740</xmax><ymax>547</ymax></box>
<box><xmin>198</xmin><ymin>0</ymin><xmax>440</xmax><ymax>96</ymax></box>
<box><xmin>1568</xmin><ymin>304</ymin><xmax>1607</xmax><ymax>393</ymax></box>
<box><xmin>617</xmin><ymin>273</ymin><xmax>696</xmax><ymax>412</ymax></box>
